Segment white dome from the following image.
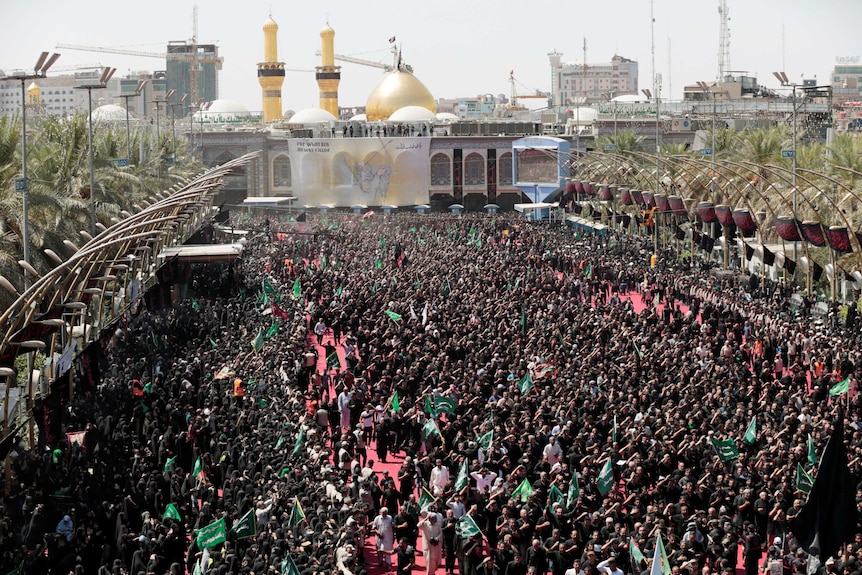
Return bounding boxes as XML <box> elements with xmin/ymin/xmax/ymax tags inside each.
<box><xmin>288</xmin><ymin>108</ymin><xmax>338</xmax><ymax>124</ymax></box>
<box><xmin>91</xmin><ymin>104</ymin><xmax>129</xmax><ymax>123</ymax></box>
<box><xmin>349</xmin><ymin>113</ymin><xmax>367</xmax><ymax>121</ymax></box>
<box><xmin>388</xmin><ymin>105</ymin><xmax>437</xmax><ymax>122</ymax></box>
<box><xmin>205</xmin><ymin>99</ymin><xmax>250</xmax><ymax>114</ymax></box>
<box><xmin>435</xmin><ymin>112</ymin><xmax>459</xmax><ymax>122</ymax></box>
<box><xmin>611</xmin><ymin>94</ymin><xmax>649</xmax><ymax>103</ymax></box>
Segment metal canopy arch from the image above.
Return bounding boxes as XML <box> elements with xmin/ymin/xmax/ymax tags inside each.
<box><xmin>0</xmin><ymin>152</ymin><xmax>259</xmax><ymax>372</ymax></box>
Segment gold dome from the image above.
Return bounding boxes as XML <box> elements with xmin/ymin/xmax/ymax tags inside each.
<box><xmin>365</xmin><ymin>70</ymin><xmax>436</xmax><ymax>121</ymax></box>
<box><xmin>320</xmin><ymin>22</ymin><xmax>335</xmax><ymax>38</ymax></box>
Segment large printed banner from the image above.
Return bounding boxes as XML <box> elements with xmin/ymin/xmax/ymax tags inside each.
<box><xmin>288</xmin><ymin>137</ymin><xmax>430</xmax><ymax>207</ymax></box>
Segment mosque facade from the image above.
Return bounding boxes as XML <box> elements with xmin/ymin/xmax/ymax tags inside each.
<box><xmin>200</xmin><ymin>18</ymin><xmax>557</xmax><ymax>210</ymax></box>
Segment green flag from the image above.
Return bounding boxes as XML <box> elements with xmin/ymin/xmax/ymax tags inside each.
<box><xmin>796</xmin><ymin>463</ymin><xmax>814</xmax><ymax>494</ymax></box>
<box><xmin>196</xmin><ymin>517</ymin><xmax>227</xmax><ymax>549</ymax></box>
<box><xmin>512</xmin><ymin>478</ymin><xmax>534</xmax><ymax>502</ymax></box>
<box><xmin>548</xmin><ymin>484</ymin><xmax>565</xmax><ymax>509</ymax></box>
<box><xmin>292</xmin><ymin>428</ymin><xmax>305</xmax><ymax>459</ymax></box>
<box><xmin>335</xmin><ymin>285</ymin><xmax>343</xmax><ymax>297</ymax></box>
<box><xmin>265</xmin><ymin>322</ymin><xmax>279</xmax><ymax>340</ymax></box>
<box><xmin>231</xmin><ymin>508</ymin><xmax>256</xmax><ymax>539</ymax></box>
<box><xmin>567</xmin><ymin>472</ymin><xmax>580</xmax><ymax>509</ymax></box>
<box><xmin>518</xmin><ymin>373</ymin><xmax>533</xmax><ymax>395</ymax></box>
<box><xmin>830</xmin><ymin>377</ymin><xmax>850</xmax><ymax>396</ymax></box>
<box><xmin>422</xmin><ymin>419</ymin><xmax>440</xmax><ymax>442</ymax></box>
<box><xmin>520</xmin><ymin>308</ymin><xmax>527</xmax><ymax>335</ymax></box>
<box><xmin>434</xmin><ymin>395</ymin><xmax>457</xmax><ymax>415</ymax></box>
<box><xmin>289</xmin><ymin>497</ymin><xmax>306</xmax><ymax>527</ymax></box>
<box><xmin>710</xmin><ymin>437</ymin><xmax>739</xmax><ymax>461</ymax></box>
<box><xmin>454</xmin><ymin>460</ymin><xmax>469</xmax><ymax>491</ymax></box>
<box><xmin>209</xmin><ymin>337</ymin><xmax>218</xmax><ymax>349</ymax></box>
<box><xmin>375</xmin><ymin>258</ymin><xmax>382</xmax><ymax>269</ymax></box>
<box><xmin>633</xmin><ymin>340</ymin><xmax>644</xmax><ymax>359</ymax></box>
<box><xmin>651</xmin><ymin>533</ymin><xmax>672</xmax><ymax>575</ymax></box>
<box><xmin>262</xmin><ymin>279</ymin><xmax>276</xmax><ymax>294</ymax></box>
<box><xmin>259</xmin><ymin>398</ymin><xmax>268</xmax><ymax>409</ymax></box>
<box><xmin>597</xmin><ymin>460</ymin><xmax>614</xmax><ymax>495</ymax></box>
<box><xmin>320</xmin><ymin>255</ymin><xmax>327</xmax><ymax>271</ymax></box>
<box><xmin>326</xmin><ymin>351</ymin><xmax>340</xmax><ymax>369</ymax></box>
<box><xmin>807</xmin><ymin>434</ymin><xmax>817</xmax><ymax>467</ymax></box>
<box><xmin>630</xmin><ymin>538</ymin><xmax>647</xmax><ymax>567</ymax></box>
<box><xmin>743</xmin><ymin>415</ymin><xmax>757</xmax><ymax>445</ymax></box>
<box><xmin>442</xmin><ymin>278</ymin><xmax>451</xmax><ymax>297</ymax></box>
<box><xmin>251</xmin><ymin>329</ymin><xmax>264</xmax><ymax>353</ymax></box>
<box><xmin>163</xmin><ymin>503</ymin><xmax>181</xmax><ymax>521</ymax></box>
<box><xmin>164</xmin><ymin>456</ymin><xmax>177</xmax><ymax>473</ymax></box>
<box><xmin>457</xmin><ymin>514</ymin><xmax>482</xmax><ymax>539</ymax></box>
<box><xmin>292</xmin><ymin>278</ymin><xmax>301</xmax><ymax>299</ymax></box>
<box><xmin>192</xmin><ymin>457</ymin><xmax>203</xmax><ymax>478</ymax></box>
<box><xmin>275</xmin><ymin>436</ymin><xmax>284</xmax><ymax>450</ymax></box>
<box><xmin>424</xmin><ymin>395</ymin><xmax>435</xmax><ymax>415</ymax></box>
<box><xmin>477</xmin><ymin>429</ymin><xmax>493</xmax><ymax>451</ymax></box>
<box><xmin>282</xmin><ymin>553</ymin><xmax>301</xmax><ymax>575</ymax></box>
<box><xmin>419</xmin><ymin>487</ymin><xmax>436</xmax><ymax>512</ymax></box>
<box><xmin>390</xmin><ymin>391</ymin><xmax>401</xmax><ymax>413</ymax></box>
<box><xmin>385</xmin><ymin>310</ymin><xmax>403</xmax><ymax>322</ymax></box>
<box><xmin>191</xmin><ymin>299</ymin><xmax>201</xmax><ymax>311</ymax></box>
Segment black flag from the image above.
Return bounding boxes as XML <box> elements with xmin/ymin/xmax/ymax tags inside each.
<box><xmin>790</xmin><ymin>414</ymin><xmax>857</xmax><ymax>560</ymax></box>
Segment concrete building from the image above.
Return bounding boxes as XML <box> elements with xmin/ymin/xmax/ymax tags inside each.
<box><xmin>166</xmin><ymin>41</ymin><xmax>220</xmax><ymax>116</ymax></box>
<box><xmin>553</xmin><ymin>54</ymin><xmax>638</xmax><ymax>106</ymax></box>
<box><xmin>831</xmin><ymin>56</ymin><xmax>862</xmax><ymax>105</ymax></box>
<box><xmin>435</xmin><ymin>94</ymin><xmax>505</xmax><ymax>120</ymax></box>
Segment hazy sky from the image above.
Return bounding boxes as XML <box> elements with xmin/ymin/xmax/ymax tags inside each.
<box><xmin>3</xmin><ymin>0</ymin><xmax>859</xmax><ymax>113</ymax></box>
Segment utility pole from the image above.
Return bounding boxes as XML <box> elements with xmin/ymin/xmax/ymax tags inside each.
<box><xmin>75</xmin><ymin>65</ymin><xmax>116</xmax><ymax>237</ymax></box>
<box><xmin>2</xmin><ymin>51</ymin><xmax>61</xmax><ymax>282</ymax></box>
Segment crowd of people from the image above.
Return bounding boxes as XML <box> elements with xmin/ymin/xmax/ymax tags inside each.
<box><xmin>0</xmin><ymin>210</ymin><xmax>860</xmax><ymax>575</ymax></box>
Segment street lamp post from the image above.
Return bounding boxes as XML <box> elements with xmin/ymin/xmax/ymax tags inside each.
<box><xmin>2</xmin><ymin>51</ymin><xmax>61</xmax><ymax>282</ymax></box>
<box><xmin>76</xmin><ymin>66</ymin><xmax>116</xmax><ymax>237</ymax></box>
<box><xmin>171</xmin><ymin>94</ymin><xmax>188</xmax><ymax>162</ymax></box>
<box><xmin>154</xmin><ymin>90</ymin><xmax>174</xmax><ymax>182</ymax></box>
<box><xmin>120</xmin><ymin>80</ymin><xmax>147</xmax><ymax>166</ymax></box>
<box><xmin>773</xmin><ymin>71</ymin><xmax>799</xmax><ymax>278</ymax></box>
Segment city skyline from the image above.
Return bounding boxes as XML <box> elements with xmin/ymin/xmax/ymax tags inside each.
<box><xmin>2</xmin><ymin>0</ymin><xmax>859</xmax><ymax>115</ymax></box>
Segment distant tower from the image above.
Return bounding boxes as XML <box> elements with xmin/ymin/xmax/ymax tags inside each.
<box><xmin>316</xmin><ymin>22</ymin><xmax>341</xmax><ymax>118</ymax></box>
<box><xmin>258</xmin><ymin>15</ymin><xmax>285</xmax><ymax>123</ymax></box>
<box><xmin>718</xmin><ymin>0</ymin><xmax>730</xmax><ymax>82</ymax></box>
<box><xmin>547</xmin><ymin>50</ymin><xmax>562</xmax><ymax>108</ymax></box>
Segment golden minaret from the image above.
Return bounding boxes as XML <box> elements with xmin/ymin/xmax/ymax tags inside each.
<box><xmin>316</xmin><ymin>22</ymin><xmax>341</xmax><ymax>118</ymax></box>
<box><xmin>257</xmin><ymin>15</ymin><xmax>285</xmax><ymax>123</ymax></box>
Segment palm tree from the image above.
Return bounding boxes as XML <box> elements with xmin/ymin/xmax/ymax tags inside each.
<box><xmin>733</xmin><ymin>125</ymin><xmax>791</xmax><ymax>165</ymax></box>
<box><xmin>0</xmin><ymin>115</ymin><xmax>25</xmax><ymax>272</ymax></box>
<box><xmin>827</xmin><ymin>133</ymin><xmax>862</xmax><ymax>186</ymax></box>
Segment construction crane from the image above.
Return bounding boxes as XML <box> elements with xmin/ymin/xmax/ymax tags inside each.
<box><xmin>509</xmin><ymin>71</ymin><xmax>547</xmax><ymax>109</ymax></box>
<box><xmin>50</xmin><ymin>64</ymin><xmax>105</xmax><ymax>72</ymax></box>
<box><xmin>56</xmin><ymin>7</ymin><xmax>223</xmax><ymax>106</ymax></box>
<box><xmin>316</xmin><ymin>44</ymin><xmax>413</xmax><ymax>73</ymax></box>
